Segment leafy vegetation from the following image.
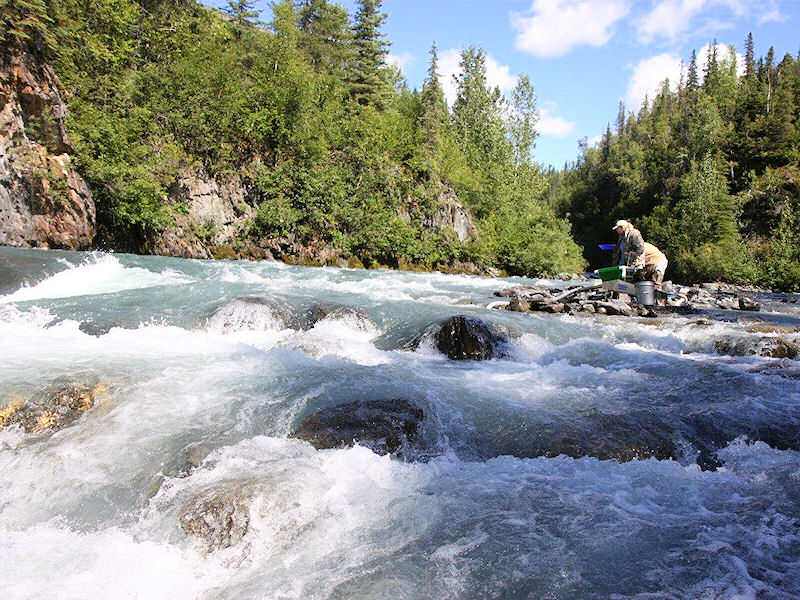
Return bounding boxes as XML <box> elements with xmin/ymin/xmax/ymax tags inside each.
<box><xmin>555</xmin><ymin>37</ymin><xmax>800</xmax><ymax>289</ymax></box>
<box><xmin>2</xmin><ymin>0</ymin><xmax>585</xmax><ymax>276</ymax></box>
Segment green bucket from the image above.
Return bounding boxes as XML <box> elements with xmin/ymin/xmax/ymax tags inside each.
<box><xmin>596</xmin><ymin>266</ymin><xmax>625</xmax><ymax>282</ymax></box>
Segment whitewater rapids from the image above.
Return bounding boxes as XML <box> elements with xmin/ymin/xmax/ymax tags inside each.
<box><xmin>0</xmin><ymin>248</ymin><xmax>799</xmax><ymax>599</ymax></box>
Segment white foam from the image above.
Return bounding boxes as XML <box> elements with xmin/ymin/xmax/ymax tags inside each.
<box><xmin>0</xmin><ymin>253</ymin><xmax>192</xmax><ymax>304</ymax></box>
<box><xmin>0</xmin><ymin>523</ymin><xmax>229</xmax><ymax>600</ymax></box>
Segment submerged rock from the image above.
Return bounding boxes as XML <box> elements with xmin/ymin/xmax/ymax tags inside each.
<box><xmin>299</xmin><ymin>302</ymin><xmax>371</xmax><ymax>330</ymax></box>
<box><xmin>424</xmin><ymin>315</ymin><xmax>509</xmax><ymax>360</ymax></box>
<box><xmin>293</xmin><ymin>398</ymin><xmax>425</xmax><ymax>459</ymax></box>
<box><xmin>180</xmin><ymin>490</ymin><xmax>251</xmax><ymax>553</ymax></box>
<box><xmin>0</xmin><ymin>381</ymin><xmax>108</xmax><ymax>434</ymax></box>
<box><xmin>738</xmin><ymin>296</ymin><xmax>761</xmax><ymax>311</ymax></box>
<box><xmin>208</xmin><ymin>296</ymin><xmax>292</xmax><ymax>332</ymax></box>
<box><xmin>714</xmin><ymin>336</ymin><xmax>798</xmax><ymax>359</ymax></box>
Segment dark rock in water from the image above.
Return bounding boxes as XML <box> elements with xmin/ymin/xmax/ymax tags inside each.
<box><xmin>180</xmin><ymin>490</ymin><xmax>251</xmax><ymax>553</ymax></box>
<box><xmin>714</xmin><ymin>336</ymin><xmax>798</xmax><ymax>359</ymax></box>
<box><xmin>0</xmin><ymin>381</ymin><xmax>109</xmax><ymax>434</ymax></box>
<box><xmin>738</xmin><ymin>296</ymin><xmax>761</xmax><ymax>311</ymax></box>
<box><xmin>208</xmin><ymin>296</ymin><xmax>292</xmax><ymax>332</ymax></box>
<box><xmin>79</xmin><ymin>320</ymin><xmax>114</xmax><ymax>337</ymax></box>
<box><xmin>594</xmin><ymin>300</ymin><xmax>633</xmax><ymax>317</ymax></box>
<box><xmin>428</xmin><ymin>315</ymin><xmax>509</xmax><ymax>360</ymax></box>
<box><xmin>294</xmin><ymin>398</ymin><xmax>425</xmax><ymax>459</ymax></box>
<box><xmin>299</xmin><ymin>302</ymin><xmax>371</xmax><ymax>330</ymax></box>
<box><xmin>468</xmin><ymin>411</ymin><xmax>678</xmax><ymax>465</ymax></box>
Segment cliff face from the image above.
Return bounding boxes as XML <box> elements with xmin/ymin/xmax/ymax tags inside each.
<box><xmin>0</xmin><ymin>51</ymin><xmax>95</xmax><ymax>249</ymax></box>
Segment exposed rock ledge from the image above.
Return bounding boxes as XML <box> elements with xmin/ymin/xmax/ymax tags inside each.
<box><xmin>0</xmin><ymin>52</ymin><xmax>94</xmax><ymax>249</ymax></box>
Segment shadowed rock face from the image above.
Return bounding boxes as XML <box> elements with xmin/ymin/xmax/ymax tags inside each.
<box><xmin>180</xmin><ymin>490</ymin><xmax>251</xmax><ymax>553</ymax></box>
<box><xmin>293</xmin><ymin>398</ymin><xmax>425</xmax><ymax>459</ymax></box>
<box><xmin>0</xmin><ymin>381</ymin><xmax>108</xmax><ymax>434</ymax></box>
<box><xmin>423</xmin><ymin>315</ymin><xmax>509</xmax><ymax>360</ymax></box>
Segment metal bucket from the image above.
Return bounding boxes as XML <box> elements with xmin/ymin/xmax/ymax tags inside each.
<box><xmin>635</xmin><ymin>280</ymin><xmax>655</xmax><ymax>306</ymax></box>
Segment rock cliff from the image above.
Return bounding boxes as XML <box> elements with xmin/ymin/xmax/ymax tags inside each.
<box><xmin>0</xmin><ymin>51</ymin><xmax>95</xmax><ymax>249</ymax></box>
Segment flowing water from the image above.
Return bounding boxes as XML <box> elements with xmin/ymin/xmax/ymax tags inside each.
<box><xmin>1</xmin><ymin>247</ymin><xmax>799</xmax><ymax>599</ymax></box>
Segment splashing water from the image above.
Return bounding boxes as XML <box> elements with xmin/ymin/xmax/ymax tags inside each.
<box><xmin>0</xmin><ymin>247</ymin><xmax>799</xmax><ymax>599</ymax></box>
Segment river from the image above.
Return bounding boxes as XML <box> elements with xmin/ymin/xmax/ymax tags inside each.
<box><xmin>1</xmin><ymin>247</ymin><xmax>799</xmax><ymax>599</ymax></box>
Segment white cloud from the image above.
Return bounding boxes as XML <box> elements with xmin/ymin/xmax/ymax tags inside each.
<box><xmin>538</xmin><ymin>105</ymin><xmax>576</xmax><ymax>138</ymax></box>
<box><xmin>625</xmin><ymin>53</ymin><xmax>683</xmax><ymax>108</ymax></box>
<box><xmin>439</xmin><ymin>48</ymin><xmax>462</xmax><ymax>107</ymax></box>
<box><xmin>438</xmin><ymin>48</ymin><xmax>518</xmax><ymax>107</ymax></box>
<box><xmin>624</xmin><ymin>43</ymin><xmax>744</xmax><ymax>109</ymax></box>
<box><xmin>697</xmin><ymin>42</ymin><xmax>745</xmax><ymax>77</ymax></box>
<box><xmin>512</xmin><ymin>0</ymin><xmax>630</xmax><ymax>58</ymax></box>
<box><xmin>386</xmin><ymin>51</ymin><xmax>414</xmax><ymax>73</ymax></box>
<box><xmin>636</xmin><ymin>0</ymin><xmax>708</xmax><ymax>44</ymax></box>
<box><xmin>587</xmin><ymin>134</ymin><xmax>604</xmax><ymax>147</ymax></box>
<box><xmin>637</xmin><ymin>0</ymin><xmax>787</xmax><ymax>44</ymax></box>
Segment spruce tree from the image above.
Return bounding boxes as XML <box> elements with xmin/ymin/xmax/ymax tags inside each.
<box><xmin>351</xmin><ymin>0</ymin><xmax>389</xmax><ymax>105</ymax></box>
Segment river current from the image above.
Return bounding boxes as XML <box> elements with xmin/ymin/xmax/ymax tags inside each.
<box><xmin>0</xmin><ymin>247</ymin><xmax>799</xmax><ymax>599</ymax></box>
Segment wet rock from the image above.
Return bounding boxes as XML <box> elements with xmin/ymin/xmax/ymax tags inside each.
<box><xmin>293</xmin><ymin>398</ymin><xmax>425</xmax><ymax>459</ymax></box>
<box><xmin>745</xmin><ymin>323</ymin><xmax>798</xmax><ymax>334</ymax></box>
<box><xmin>716</xmin><ymin>296</ymin><xmax>739</xmax><ymax>310</ymax></box>
<box><xmin>471</xmin><ymin>412</ymin><xmax>678</xmax><ymax>464</ymax></box>
<box><xmin>494</xmin><ymin>285</ymin><xmax>551</xmax><ymax>298</ymax></box>
<box><xmin>300</xmin><ymin>302</ymin><xmax>370</xmax><ymax>329</ymax></box>
<box><xmin>507</xmin><ymin>297</ymin><xmax>530</xmax><ymax>312</ymax></box>
<box><xmin>180</xmin><ymin>490</ymin><xmax>251</xmax><ymax>553</ymax></box>
<box><xmin>594</xmin><ymin>300</ymin><xmax>634</xmax><ymax>317</ymax></box>
<box><xmin>428</xmin><ymin>315</ymin><xmax>509</xmax><ymax>360</ymax></box>
<box><xmin>208</xmin><ymin>296</ymin><xmax>292</xmax><ymax>332</ymax></box>
<box><xmin>738</xmin><ymin>296</ymin><xmax>761</xmax><ymax>311</ymax></box>
<box><xmin>714</xmin><ymin>336</ymin><xmax>798</xmax><ymax>359</ymax></box>
<box><xmin>0</xmin><ymin>381</ymin><xmax>108</xmax><ymax>434</ymax></box>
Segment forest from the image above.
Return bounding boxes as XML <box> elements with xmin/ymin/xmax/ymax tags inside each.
<box><xmin>555</xmin><ymin>35</ymin><xmax>800</xmax><ymax>290</ymax></box>
<box><xmin>1</xmin><ymin>0</ymin><xmax>799</xmax><ymax>287</ymax></box>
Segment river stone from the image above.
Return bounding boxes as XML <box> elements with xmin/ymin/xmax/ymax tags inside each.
<box><xmin>714</xmin><ymin>336</ymin><xmax>798</xmax><ymax>359</ymax></box>
<box><xmin>594</xmin><ymin>300</ymin><xmax>634</xmax><ymax>317</ymax></box>
<box><xmin>180</xmin><ymin>490</ymin><xmax>251</xmax><ymax>553</ymax></box>
<box><xmin>738</xmin><ymin>296</ymin><xmax>761</xmax><ymax>311</ymax></box>
<box><xmin>507</xmin><ymin>297</ymin><xmax>530</xmax><ymax>312</ymax></box>
<box><xmin>745</xmin><ymin>323</ymin><xmax>799</xmax><ymax>334</ymax></box>
<box><xmin>293</xmin><ymin>398</ymin><xmax>424</xmax><ymax>459</ymax></box>
<box><xmin>0</xmin><ymin>381</ymin><xmax>108</xmax><ymax>434</ymax></box>
<box><xmin>300</xmin><ymin>302</ymin><xmax>371</xmax><ymax>329</ymax></box>
<box><xmin>430</xmin><ymin>315</ymin><xmax>509</xmax><ymax>360</ymax></box>
<box><xmin>208</xmin><ymin>296</ymin><xmax>292</xmax><ymax>332</ymax></box>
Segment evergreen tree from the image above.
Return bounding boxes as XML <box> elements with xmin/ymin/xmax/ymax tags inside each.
<box><xmin>225</xmin><ymin>0</ymin><xmax>260</xmax><ymax>30</ymax></box>
<box><xmin>298</xmin><ymin>0</ymin><xmax>352</xmax><ymax>75</ymax></box>
<box><xmin>419</xmin><ymin>42</ymin><xmax>448</xmax><ymax>151</ymax></box>
<box><xmin>350</xmin><ymin>0</ymin><xmax>389</xmax><ymax>105</ymax></box>
<box><xmin>0</xmin><ymin>0</ymin><xmax>53</xmax><ymax>55</ymax></box>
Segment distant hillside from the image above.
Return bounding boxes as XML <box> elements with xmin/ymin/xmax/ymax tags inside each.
<box><xmin>554</xmin><ymin>38</ymin><xmax>800</xmax><ymax>290</ymax></box>
<box><xmin>0</xmin><ymin>0</ymin><xmax>585</xmax><ymax>277</ymax></box>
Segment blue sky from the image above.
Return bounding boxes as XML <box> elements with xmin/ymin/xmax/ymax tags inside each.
<box><xmin>206</xmin><ymin>0</ymin><xmax>799</xmax><ymax>168</ymax></box>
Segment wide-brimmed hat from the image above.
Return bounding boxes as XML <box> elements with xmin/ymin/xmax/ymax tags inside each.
<box><xmin>612</xmin><ymin>220</ymin><xmax>630</xmax><ymax>230</ymax></box>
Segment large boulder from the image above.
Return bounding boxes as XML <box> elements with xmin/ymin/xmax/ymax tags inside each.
<box><xmin>293</xmin><ymin>398</ymin><xmax>425</xmax><ymax>459</ymax></box>
<box><xmin>424</xmin><ymin>315</ymin><xmax>509</xmax><ymax>360</ymax></box>
<box><xmin>0</xmin><ymin>381</ymin><xmax>108</xmax><ymax>434</ymax></box>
